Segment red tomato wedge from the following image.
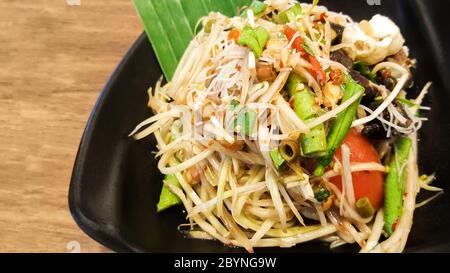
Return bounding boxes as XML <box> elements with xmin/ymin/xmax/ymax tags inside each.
<box><xmin>330</xmin><ymin>128</ymin><xmax>384</xmax><ymax>210</ymax></box>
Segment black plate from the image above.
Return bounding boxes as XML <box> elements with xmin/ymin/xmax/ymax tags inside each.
<box><xmin>69</xmin><ymin>0</ymin><xmax>450</xmax><ymax>252</ymax></box>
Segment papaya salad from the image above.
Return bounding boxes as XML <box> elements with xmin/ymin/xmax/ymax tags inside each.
<box><xmin>130</xmin><ymin>0</ymin><xmax>442</xmax><ymax>252</ymax></box>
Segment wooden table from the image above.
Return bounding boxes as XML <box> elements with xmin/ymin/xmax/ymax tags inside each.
<box><xmin>0</xmin><ymin>0</ymin><xmax>142</xmax><ymax>252</ymax></box>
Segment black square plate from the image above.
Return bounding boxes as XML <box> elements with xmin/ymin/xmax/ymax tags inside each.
<box><xmin>69</xmin><ymin>0</ymin><xmax>450</xmax><ymax>252</ymax></box>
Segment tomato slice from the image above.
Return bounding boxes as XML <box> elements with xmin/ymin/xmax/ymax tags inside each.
<box><xmin>329</xmin><ymin>128</ymin><xmax>384</xmax><ymax>210</ymax></box>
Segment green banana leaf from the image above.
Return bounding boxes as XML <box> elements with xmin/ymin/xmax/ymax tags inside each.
<box><xmin>133</xmin><ymin>0</ymin><xmax>252</xmax><ymax>80</ymax></box>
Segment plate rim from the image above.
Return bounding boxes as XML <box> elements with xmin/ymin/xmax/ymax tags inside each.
<box><xmin>68</xmin><ymin>32</ymin><xmax>149</xmax><ymax>253</ymax></box>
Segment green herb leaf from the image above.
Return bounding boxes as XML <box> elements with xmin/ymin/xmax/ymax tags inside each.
<box><xmin>133</xmin><ymin>0</ymin><xmax>252</xmax><ymax>80</ymax></box>
<box><xmin>397</xmin><ymin>98</ymin><xmax>421</xmax><ymax>117</ymax></box>
<box><xmin>302</xmin><ymin>43</ymin><xmax>315</xmax><ymax>56</ymax></box>
<box><xmin>353</xmin><ymin>61</ymin><xmax>377</xmax><ymax>83</ymax></box>
<box><xmin>314</xmin><ymin>188</ymin><xmax>331</xmax><ymax>202</ymax></box>
<box><xmin>397</xmin><ymin>98</ymin><xmax>417</xmax><ymax>108</ymax></box>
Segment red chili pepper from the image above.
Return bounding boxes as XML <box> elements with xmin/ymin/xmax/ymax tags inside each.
<box><xmin>313</xmin><ymin>13</ymin><xmax>327</xmax><ymax>24</ymax></box>
<box><xmin>392</xmin><ymin>220</ymin><xmax>399</xmax><ymax>232</ymax></box>
<box><xmin>283</xmin><ymin>25</ymin><xmax>307</xmax><ymax>57</ymax></box>
<box><xmin>308</xmin><ymin>55</ymin><xmax>326</xmax><ymax>85</ymax></box>
<box><xmin>284</xmin><ymin>25</ymin><xmax>326</xmax><ymax>85</ymax></box>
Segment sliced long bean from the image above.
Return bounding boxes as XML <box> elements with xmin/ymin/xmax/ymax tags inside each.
<box><xmin>314</xmin><ymin>77</ymin><xmax>365</xmax><ymax>176</ymax></box>
<box><xmin>279</xmin><ymin>139</ymin><xmax>300</xmax><ymax>162</ymax></box>
<box><xmin>286</xmin><ymin>73</ymin><xmax>304</xmax><ymax>97</ymax></box>
<box><xmin>277</xmin><ymin>3</ymin><xmax>302</xmax><ymax>23</ymax></box>
<box><xmin>238</xmin><ymin>26</ymin><xmax>269</xmax><ymax>58</ymax></box>
<box><xmin>287</xmin><ymin>74</ymin><xmax>327</xmax><ymax>157</ymax></box>
<box><xmin>157</xmin><ymin>174</ymin><xmax>182</xmax><ymax>212</ymax></box>
<box><xmin>270</xmin><ymin>148</ymin><xmax>285</xmax><ymax>170</ymax></box>
<box><xmin>241</xmin><ymin>0</ymin><xmax>267</xmax><ymax>17</ymax></box>
<box><xmin>293</xmin><ymin>88</ymin><xmax>317</xmax><ymax>121</ymax></box>
<box><xmin>384</xmin><ymin>137</ymin><xmax>412</xmax><ymax>236</ymax></box>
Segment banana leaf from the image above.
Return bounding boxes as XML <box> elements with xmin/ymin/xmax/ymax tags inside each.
<box><xmin>133</xmin><ymin>0</ymin><xmax>251</xmax><ymax>80</ymax></box>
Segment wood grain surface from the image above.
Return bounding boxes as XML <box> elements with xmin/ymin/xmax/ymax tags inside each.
<box><xmin>0</xmin><ymin>0</ymin><xmax>142</xmax><ymax>252</ymax></box>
